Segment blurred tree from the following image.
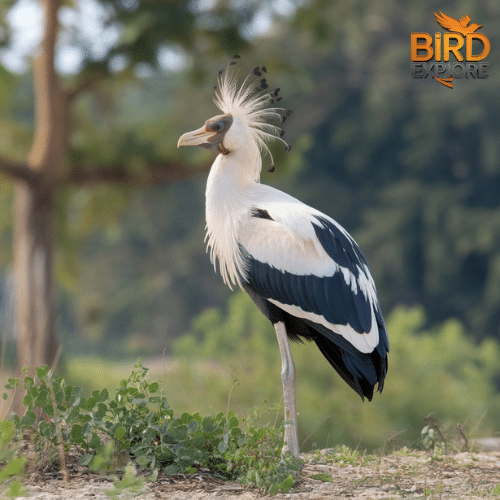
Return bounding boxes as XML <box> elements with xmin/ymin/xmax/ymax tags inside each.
<box><xmin>277</xmin><ymin>0</ymin><xmax>500</xmax><ymax>339</ymax></box>
<box><xmin>0</xmin><ymin>0</ymin><xmax>253</xmax><ymax>413</ymax></box>
<box><xmin>60</xmin><ymin>0</ymin><xmax>500</xmax><ymax>352</ymax></box>
<box><xmin>2</xmin><ymin>0</ymin><xmax>499</xmax><ymax>386</ymax></box>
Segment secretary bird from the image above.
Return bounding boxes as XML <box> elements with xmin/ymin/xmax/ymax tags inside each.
<box><xmin>178</xmin><ymin>58</ymin><xmax>389</xmax><ymax>458</ymax></box>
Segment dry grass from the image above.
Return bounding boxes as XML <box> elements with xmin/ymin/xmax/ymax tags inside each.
<box><xmin>15</xmin><ymin>449</ymin><xmax>500</xmax><ymax>499</ymax></box>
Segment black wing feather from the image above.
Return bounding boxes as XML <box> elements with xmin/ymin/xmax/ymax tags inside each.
<box><xmin>239</xmin><ymin>213</ymin><xmax>389</xmax><ymax>399</ymax></box>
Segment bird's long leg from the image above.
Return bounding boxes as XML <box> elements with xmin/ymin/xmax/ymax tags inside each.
<box><xmin>274</xmin><ymin>321</ymin><xmax>299</xmax><ymax>458</ymax></box>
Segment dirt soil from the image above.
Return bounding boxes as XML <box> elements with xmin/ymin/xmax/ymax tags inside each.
<box><xmin>16</xmin><ymin>449</ymin><xmax>500</xmax><ymax>499</ymax></box>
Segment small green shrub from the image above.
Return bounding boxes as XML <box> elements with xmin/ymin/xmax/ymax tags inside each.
<box><xmin>5</xmin><ymin>360</ymin><xmax>301</xmax><ymax>494</ymax></box>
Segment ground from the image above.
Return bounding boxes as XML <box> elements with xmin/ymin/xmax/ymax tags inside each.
<box><xmin>15</xmin><ymin>449</ymin><xmax>500</xmax><ymax>499</ymax></box>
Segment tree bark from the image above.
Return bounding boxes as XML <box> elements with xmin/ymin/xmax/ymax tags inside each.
<box><xmin>9</xmin><ymin>0</ymin><xmax>63</xmax><ymax>415</ymax></box>
<box><xmin>3</xmin><ymin>0</ymin><xmax>209</xmax><ymax>416</ymax></box>
<box><xmin>28</xmin><ymin>0</ymin><xmax>66</xmax><ymax>176</ymax></box>
<box><xmin>10</xmin><ymin>180</ymin><xmax>58</xmax><ymax>414</ymax></box>
<box><xmin>13</xmin><ymin>181</ymin><xmax>57</xmax><ymax>368</ymax></box>
<box><xmin>0</xmin><ymin>160</ymin><xmax>41</xmax><ymax>184</ymax></box>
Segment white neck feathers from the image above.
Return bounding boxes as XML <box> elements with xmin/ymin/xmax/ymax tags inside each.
<box><xmin>205</xmin><ymin>145</ymin><xmax>260</xmax><ymax>288</ymax></box>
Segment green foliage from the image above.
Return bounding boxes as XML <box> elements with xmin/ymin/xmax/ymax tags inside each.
<box><xmin>309</xmin><ymin>445</ymin><xmax>366</xmax><ymax>467</ymax></box>
<box><xmin>0</xmin><ymin>420</ymin><xmax>27</xmax><ymax>498</ymax></box>
<box><xmin>282</xmin><ymin>0</ymin><xmax>500</xmax><ymax>340</ymax></box>
<box><xmin>2</xmin><ymin>0</ymin><xmax>500</xmax><ymax>359</ymax></box>
<box><xmin>175</xmin><ymin>291</ymin><xmax>273</xmax><ymax>363</ymax></box>
<box><xmin>5</xmin><ymin>360</ymin><xmax>301</xmax><ymax>494</ymax></box>
<box><xmin>309</xmin><ymin>473</ymin><xmax>332</xmax><ymax>482</ymax></box>
<box><xmin>174</xmin><ymin>291</ymin><xmax>500</xmax><ymax>451</ymax></box>
<box><xmin>105</xmin><ymin>463</ymin><xmax>145</xmax><ymax>499</ymax></box>
<box><xmin>0</xmin><ymin>0</ymin><xmax>259</xmax><ymax>355</ymax></box>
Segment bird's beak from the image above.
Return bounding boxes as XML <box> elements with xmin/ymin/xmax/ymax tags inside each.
<box><xmin>177</xmin><ymin>126</ymin><xmax>216</xmax><ymax>148</ymax></box>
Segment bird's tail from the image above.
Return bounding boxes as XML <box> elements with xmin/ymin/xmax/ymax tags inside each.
<box><xmin>314</xmin><ymin>335</ymin><xmax>387</xmax><ymax>401</ymax></box>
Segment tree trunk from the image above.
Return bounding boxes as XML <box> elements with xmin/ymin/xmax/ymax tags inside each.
<box><xmin>0</xmin><ymin>0</ymin><xmax>209</xmax><ymax>416</ymax></box>
<box><xmin>7</xmin><ymin>0</ymin><xmax>64</xmax><ymax>416</ymax></box>
<box><xmin>10</xmin><ymin>180</ymin><xmax>58</xmax><ymax>414</ymax></box>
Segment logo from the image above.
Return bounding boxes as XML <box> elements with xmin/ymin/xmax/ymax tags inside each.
<box><xmin>411</xmin><ymin>12</ymin><xmax>490</xmax><ymax>89</ymax></box>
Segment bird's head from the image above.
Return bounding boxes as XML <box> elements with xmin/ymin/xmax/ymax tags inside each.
<box><xmin>468</xmin><ymin>22</ymin><xmax>483</xmax><ymax>32</ymax></box>
<box><xmin>178</xmin><ymin>57</ymin><xmax>292</xmax><ymax>174</ymax></box>
<box><xmin>177</xmin><ymin>113</ymin><xmax>234</xmax><ymax>156</ymax></box>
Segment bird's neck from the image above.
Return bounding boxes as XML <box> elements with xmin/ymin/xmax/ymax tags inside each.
<box><xmin>206</xmin><ymin>144</ymin><xmax>262</xmax><ymax>221</ymax></box>
<box><xmin>205</xmin><ymin>144</ymin><xmax>261</xmax><ymax>288</ymax></box>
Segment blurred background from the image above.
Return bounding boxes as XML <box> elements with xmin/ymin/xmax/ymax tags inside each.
<box><xmin>0</xmin><ymin>0</ymin><xmax>500</xmax><ymax>452</ymax></box>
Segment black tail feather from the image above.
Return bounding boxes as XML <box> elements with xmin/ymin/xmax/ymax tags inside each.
<box><xmin>241</xmin><ymin>284</ymin><xmax>388</xmax><ymax>401</ymax></box>
<box><xmin>314</xmin><ymin>335</ymin><xmax>386</xmax><ymax>401</ymax></box>
<box><xmin>282</xmin><ymin>313</ymin><xmax>387</xmax><ymax>401</ymax></box>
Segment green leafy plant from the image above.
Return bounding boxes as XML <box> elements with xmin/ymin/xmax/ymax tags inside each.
<box><xmin>105</xmin><ymin>463</ymin><xmax>145</xmax><ymax>499</ymax></box>
<box><xmin>5</xmin><ymin>360</ymin><xmax>301</xmax><ymax>494</ymax></box>
<box><xmin>0</xmin><ymin>420</ymin><xmax>28</xmax><ymax>498</ymax></box>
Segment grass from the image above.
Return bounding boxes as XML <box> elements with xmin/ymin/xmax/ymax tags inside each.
<box><xmin>309</xmin><ymin>473</ymin><xmax>332</xmax><ymax>482</ymax></box>
<box><xmin>308</xmin><ymin>444</ymin><xmax>367</xmax><ymax>466</ymax></box>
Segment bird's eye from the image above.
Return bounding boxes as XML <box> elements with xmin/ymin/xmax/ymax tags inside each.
<box><xmin>213</xmin><ymin>122</ymin><xmax>224</xmax><ymax>132</ymax></box>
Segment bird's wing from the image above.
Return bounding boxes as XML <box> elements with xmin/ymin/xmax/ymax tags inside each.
<box><xmin>434</xmin><ymin>11</ymin><xmax>460</xmax><ymax>32</ymax></box>
<box><xmin>459</xmin><ymin>14</ymin><xmax>471</xmax><ymax>27</ymax></box>
<box><xmin>238</xmin><ymin>197</ymin><xmax>387</xmax><ymax>356</ymax></box>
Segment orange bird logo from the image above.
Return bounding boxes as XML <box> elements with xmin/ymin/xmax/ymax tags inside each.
<box><xmin>434</xmin><ymin>11</ymin><xmax>483</xmax><ymax>35</ymax></box>
<box><xmin>411</xmin><ymin>12</ymin><xmax>489</xmax><ymax>89</ymax></box>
